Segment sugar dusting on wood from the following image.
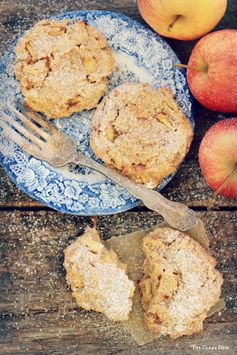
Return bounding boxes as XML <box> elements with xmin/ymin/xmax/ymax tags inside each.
<box><xmin>0</xmin><ymin>210</ymin><xmax>236</xmax><ymax>352</ymax></box>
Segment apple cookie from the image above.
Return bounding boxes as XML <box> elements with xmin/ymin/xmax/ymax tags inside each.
<box><xmin>15</xmin><ymin>19</ymin><xmax>115</xmax><ymax>118</ymax></box>
<box><xmin>90</xmin><ymin>83</ymin><xmax>193</xmax><ymax>188</ymax></box>
<box><xmin>64</xmin><ymin>227</ymin><xmax>135</xmax><ymax>321</ymax></box>
<box><xmin>139</xmin><ymin>227</ymin><xmax>223</xmax><ymax>339</ymax></box>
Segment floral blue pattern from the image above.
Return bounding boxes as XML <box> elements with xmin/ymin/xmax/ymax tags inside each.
<box><xmin>17</xmin><ymin>158</ymin><xmax>50</xmax><ymax>192</ymax></box>
<box><xmin>0</xmin><ymin>11</ymin><xmax>194</xmax><ymax>215</ymax></box>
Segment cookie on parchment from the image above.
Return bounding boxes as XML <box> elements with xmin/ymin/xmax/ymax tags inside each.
<box><xmin>139</xmin><ymin>227</ymin><xmax>223</xmax><ymax>339</ymax></box>
<box><xmin>64</xmin><ymin>227</ymin><xmax>135</xmax><ymax>321</ymax></box>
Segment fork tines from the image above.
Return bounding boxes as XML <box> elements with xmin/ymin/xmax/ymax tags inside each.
<box><xmin>0</xmin><ymin>102</ymin><xmax>53</xmax><ymax>155</ymax></box>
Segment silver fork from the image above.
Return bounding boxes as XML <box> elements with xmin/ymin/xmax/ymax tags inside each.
<box><xmin>0</xmin><ymin>103</ymin><xmax>197</xmax><ymax>231</ymax></box>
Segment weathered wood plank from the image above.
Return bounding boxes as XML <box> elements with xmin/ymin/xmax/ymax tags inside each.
<box><xmin>0</xmin><ymin>210</ymin><xmax>236</xmax><ymax>353</ymax></box>
<box><xmin>0</xmin><ymin>1</ymin><xmax>237</xmax><ymax>208</ymax></box>
<box><xmin>0</xmin><ymin>316</ymin><xmax>236</xmax><ymax>354</ymax></box>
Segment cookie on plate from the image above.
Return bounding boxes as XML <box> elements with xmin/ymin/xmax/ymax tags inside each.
<box><xmin>139</xmin><ymin>227</ymin><xmax>223</xmax><ymax>339</ymax></box>
<box><xmin>90</xmin><ymin>83</ymin><xmax>193</xmax><ymax>188</ymax></box>
<box><xmin>15</xmin><ymin>19</ymin><xmax>115</xmax><ymax>118</ymax></box>
<box><xmin>64</xmin><ymin>227</ymin><xmax>135</xmax><ymax>321</ymax></box>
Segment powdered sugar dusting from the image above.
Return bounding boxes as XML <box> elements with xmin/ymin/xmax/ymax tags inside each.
<box><xmin>64</xmin><ymin>228</ymin><xmax>135</xmax><ymax>321</ymax></box>
<box><xmin>91</xmin><ymin>83</ymin><xmax>193</xmax><ymax>188</ymax></box>
<box><xmin>140</xmin><ymin>227</ymin><xmax>223</xmax><ymax>338</ymax></box>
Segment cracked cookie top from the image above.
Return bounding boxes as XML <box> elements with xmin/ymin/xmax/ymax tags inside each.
<box><xmin>90</xmin><ymin>83</ymin><xmax>193</xmax><ymax>188</ymax></box>
<box><xmin>15</xmin><ymin>19</ymin><xmax>115</xmax><ymax>118</ymax></box>
<box><xmin>139</xmin><ymin>227</ymin><xmax>223</xmax><ymax>339</ymax></box>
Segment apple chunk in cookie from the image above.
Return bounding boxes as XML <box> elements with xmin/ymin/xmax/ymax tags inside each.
<box><xmin>139</xmin><ymin>227</ymin><xmax>223</xmax><ymax>339</ymax></box>
<box><xmin>199</xmin><ymin>118</ymin><xmax>237</xmax><ymax>198</ymax></box>
<box><xmin>64</xmin><ymin>227</ymin><xmax>135</xmax><ymax>321</ymax></box>
<box><xmin>90</xmin><ymin>83</ymin><xmax>193</xmax><ymax>188</ymax></box>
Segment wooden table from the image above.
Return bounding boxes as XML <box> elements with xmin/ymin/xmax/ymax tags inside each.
<box><xmin>0</xmin><ymin>1</ymin><xmax>236</xmax><ymax>354</ymax></box>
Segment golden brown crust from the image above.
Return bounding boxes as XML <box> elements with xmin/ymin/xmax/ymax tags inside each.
<box><xmin>90</xmin><ymin>83</ymin><xmax>193</xmax><ymax>188</ymax></box>
<box><xmin>15</xmin><ymin>19</ymin><xmax>115</xmax><ymax>118</ymax></box>
<box><xmin>139</xmin><ymin>227</ymin><xmax>223</xmax><ymax>339</ymax></box>
<box><xmin>64</xmin><ymin>227</ymin><xmax>135</xmax><ymax>321</ymax></box>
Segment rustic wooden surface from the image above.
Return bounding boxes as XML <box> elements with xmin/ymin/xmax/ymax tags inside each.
<box><xmin>0</xmin><ymin>211</ymin><xmax>236</xmax><ymax>355</ymax></box>
<box><xmin>0</xmin><ymin>0</ymin><xmax>236</xmax><ymax>354</ymax></box>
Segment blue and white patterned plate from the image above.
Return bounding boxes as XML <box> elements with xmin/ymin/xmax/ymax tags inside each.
<box><xmin>0</xmin><ymin>11</ymin><xmax>194</xmax><ymax>215</ymax></box>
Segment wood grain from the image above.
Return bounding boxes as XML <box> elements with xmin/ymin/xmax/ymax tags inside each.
<box><xmin>0</xmin><ymin>210</ymin><xmax>236</xmax><ymax>354</ymax></box>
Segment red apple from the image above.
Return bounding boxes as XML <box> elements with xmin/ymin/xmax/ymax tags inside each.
<box><xmin>183</xmin><ymin>30</ymin><xmax>237</xmax><ymax>112</ymax></box>
<box><xmin>199</xmin><ymin>118</ymin><xmax>237</xmax><ymax>198</ymax></box>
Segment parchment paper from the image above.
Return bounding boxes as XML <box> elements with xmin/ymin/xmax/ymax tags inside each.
<box><xmin>106</xmin><ymin>218</ymin><xmax>225</xmax><ymax>345</ymax></box>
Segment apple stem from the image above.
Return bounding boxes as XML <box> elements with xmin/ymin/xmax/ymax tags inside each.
<box><xmin>167</xmin><ymin>15</ymin><xmax>181</xmax><ymax>32</ymax></box>
<box><xmin>208</xmin><ymin>163</ymin><xmax>237</xmax><ymax>210</ymax></box>
<box><xmin>174</xmin><ymin>63</ymin><xmax>204</xmax><ymax>72</ymax></box>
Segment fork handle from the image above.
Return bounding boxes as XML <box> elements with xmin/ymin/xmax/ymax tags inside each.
<box><xmin>73</xmin><ymin>154</ymin><xmax>197</xmax><ymax>231</ymax></box>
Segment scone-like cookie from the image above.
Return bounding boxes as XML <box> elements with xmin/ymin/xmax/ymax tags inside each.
<box><xmin>90</xmin><ymin>83</ymin><xmax>193</xmax><ymax>188</ymax></box>
<box><xmin>15</xmin><ymin>19</ymin><xmax>115</xmax><ymax>118</ymax></box>
<box><xmin>139</xmin><ymin>227</ymin><xmax>223</xmax><ymax>339</ymax></box>
<box><xmin>64</xmin><ymin>227</ymin><xmax>135</xmax><ymax>321</ymax></box>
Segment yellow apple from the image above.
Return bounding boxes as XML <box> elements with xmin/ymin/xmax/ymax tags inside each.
<box><xmin>138</xmin><ymin>0</ymin><xmax>227</xmax><ymax>40</ymax></box>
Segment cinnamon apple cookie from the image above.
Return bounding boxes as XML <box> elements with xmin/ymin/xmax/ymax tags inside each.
<box><xmin>90</xmin><ymin>83</ymin><xmax>193</xmax><ymax>188</ymax></box>
<box><xmin>64</xmin><ymin>227</ymin><xmax>135</xmax><ymax>321</ymax></box>
<box><xmin>139</xmin><ymin>227</ymin><xmax>223</xmax><ymax>339</ymax></box>
<box><xmin>15</xmin><ymin>19</ymin><xmax>115</xmax><ymax>118</ymax></box>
